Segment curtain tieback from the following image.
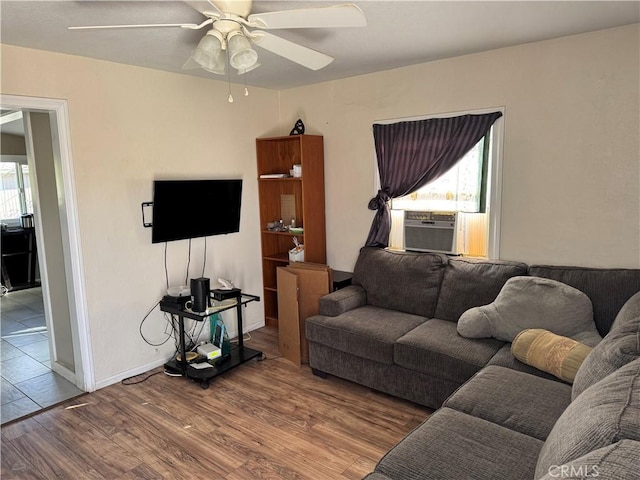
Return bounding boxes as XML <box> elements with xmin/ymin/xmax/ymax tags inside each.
<box><xmin>368</xmin><ymin>189</ymin><xmax>390</xmax><ymax>211</ymax></box>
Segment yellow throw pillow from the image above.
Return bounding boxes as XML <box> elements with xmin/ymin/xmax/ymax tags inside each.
<box><xmin>511</xmin><ymin>329</ymin><xmax>593</xmax><ymax>383</ymax></box>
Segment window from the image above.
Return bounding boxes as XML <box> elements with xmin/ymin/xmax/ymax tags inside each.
<box><xmin>377</xmin><ymin>108</ymin><xmax>504</xmax><ymax>258</ymax></box>
<box><xmin>391</xmin><ymin>130</ymin><xmax>491</xmax><ymax>213</ymax></box>
<box><xmin>1</xmin><ymin>160</ymin><xmax>33</xmax><ymax>221</ymax></box>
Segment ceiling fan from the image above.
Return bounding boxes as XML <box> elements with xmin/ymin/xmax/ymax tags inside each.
<box><xmin>68</xmin><ymin>1</ymin><xmax>367</xmax><ymax>76</ymax></box>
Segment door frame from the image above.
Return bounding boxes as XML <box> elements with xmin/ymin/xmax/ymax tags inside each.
<box><xmin>1</xmin><ymin>94</ymin><xmax>94</xmax><ymax>391</ymax></box>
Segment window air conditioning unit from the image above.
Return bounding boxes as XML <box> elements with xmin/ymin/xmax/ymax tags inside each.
<box><xmin>404</xmin><ymin>211</ymin><xmax>466</xmax><ymax>255</ymax></box>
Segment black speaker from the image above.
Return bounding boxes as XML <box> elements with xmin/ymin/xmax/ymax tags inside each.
<box><xmin>190</xmin><ymin>277</ymin><xmax>210</xmax><ymax>313</ymax></box>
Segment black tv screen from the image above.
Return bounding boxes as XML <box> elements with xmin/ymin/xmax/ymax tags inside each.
<box><xmin>151</xmin><ymin>179</ymin><xmax>242</xmax><ymax>243</ymax></box>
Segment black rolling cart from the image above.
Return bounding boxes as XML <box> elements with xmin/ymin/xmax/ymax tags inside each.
<box><xmin>160</xmin><ymin>291</ymin><xmax>262</xmax><ymax>389</ymax></box>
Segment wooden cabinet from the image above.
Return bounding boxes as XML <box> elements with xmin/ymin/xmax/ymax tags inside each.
<box><xmin>256</xmin><ymin>134</ymin><xmax>326</xmax><ymax>327</ymax></box>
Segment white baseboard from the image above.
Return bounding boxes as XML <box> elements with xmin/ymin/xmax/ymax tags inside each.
<box><xmin>93</xmin><ymin>357</ymin><xmax>170</xmax><ymax>390</ymax></box>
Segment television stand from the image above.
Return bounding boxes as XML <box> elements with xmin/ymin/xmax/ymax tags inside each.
<box><xmin>160</xmin><ymin>292</ymin><xmax>262</xmax><ymax>389</ymax></box>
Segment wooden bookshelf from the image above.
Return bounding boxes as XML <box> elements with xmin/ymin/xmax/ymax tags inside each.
<box><xmin>256</xmin><ymin>135</ymin><xmax>326</xmax><ymax>327</ymax></box>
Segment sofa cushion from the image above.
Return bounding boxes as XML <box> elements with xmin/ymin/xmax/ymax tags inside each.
<box><xmin>352</xmin><ymin>247</ymin><xmax>447</xmax><ymax>317</ymax></box>
<box><xmin>529</xmin><ymin>265</ymin><xmax>640</xmax><ymax>335</ymax></box>
<box><xmin>308</xmin><ymin>341</ymin><xmax>462</xmax><ymax>409</ymax></box>
<box><xmin>375</xmin><ymin>407</ymin><xmax>543</xmax><ymax>480</ymax></box>
<box><xmin>572</xmin><ymin>291</ymin><xmax>640</xmax><ymax>400</ymax></box>
<box><xmin>434</xmin><ymin>257</ymin><xmax>528</xmax><ymax>322</ymax></box>
<box><xmin>537</xmin><ymin>440</ymin><xmax>640</xmax><ymax>480</ymax></box>
<box><xmin>444</xmin><ymin>365</ymin><xmax>572</xmax><ymax>440</ymax></box>
<box><xmin>512</xmin><ymin>329</ymin><xmax>592</xmax><ymax>383</ymax></box>
<box><xmin>535</xmin><ymin>358</ymin><xmax>640</xmax><ymax>479</ymax></box>
<box><xmin>394</xmin><ymin>319</ymin><xmax>504</xmax><ymax>384</ymax></box>
<box><xmin>305</xmin><ymin>306</ymin><xmax>427</xmax><ymax>365</ymax></box>
<box><xmin>457</xmin><ymin>276</ymin><xmax>602</xmax><ymax>346</ymax></box>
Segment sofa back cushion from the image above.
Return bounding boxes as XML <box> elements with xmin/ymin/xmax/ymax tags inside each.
<box><xmin>537</xmin><ymin>440</ymin><xmax>640</xmax><ymax>480</ymax></box>
<box><xmin>435</xmin><ymin>257</ymin><xmax>528</xmax><ymax>321</ymax></box>
<box><xmin>535</xmin><ymin>358</ymin><xmax>640</xmax><ymax>479</ymax></box>
<box><xmin>572</xmin><ymin>291</ymin><xmax>640</xmax><ymax>400</ymax></box>
<box><xmin>352</xmin><ymin>247</ymin><xmax>447</xmax><ymax>317</ymax></box>
<box><xmin>528</xmin><ymin>265</ymin><xmax>640</xmax><ymax>336</ymax></box>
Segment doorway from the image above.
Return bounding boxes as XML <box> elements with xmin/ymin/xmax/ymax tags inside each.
<box><xmin>0</xmin><ymin>95</ymin><xmax>93</xmax><ymax>423</ymax></box>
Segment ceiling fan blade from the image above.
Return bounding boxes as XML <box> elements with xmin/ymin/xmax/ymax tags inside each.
<box><xmin>250</xmin><ymin>31</ymin><xmax>333</xmax><ymax>70</ymax></box>
<box><xmin>181</xmin><ymin>56</ymin><xmax>201</xmax><ymax>70</ymax></box>
<box><xmin>68</xmin><ymin>22</ymin><xmax>206</xmax><ymax>30</ymax></box>
<box><xmin>183</xmin><ymin>0</ymin><xmax>222</xmax><ymax>17</ymax></box>
<box><xmin>248</xmin><ymin>4</ymin><xmax>366</xmax><ymax>30</ymax></box>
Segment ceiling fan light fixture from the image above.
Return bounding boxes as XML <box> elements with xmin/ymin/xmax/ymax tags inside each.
<box><xmin>227</xmin><ymin>31</ymin><xmax>258</xmax><ymax>71</ymax></box>
<box><xmin>193</xmin><ymin>30</ymin><xmax>226</xmax><ymax>74</ymax></box>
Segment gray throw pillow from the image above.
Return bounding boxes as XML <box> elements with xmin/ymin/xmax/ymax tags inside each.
<box><xmin>457</xmin><ymin>276</ymin><xmax>601</xmax><ymax>346</ymax></box>
<box><xmin>572</xmin><ymin>291</ymin><xmax>640</xmax><ymax>400</ymax></box>
<box><xmin>535</xmin><ymin>358</ymin><xmax>640</xmax><ymax>479</ymax></box>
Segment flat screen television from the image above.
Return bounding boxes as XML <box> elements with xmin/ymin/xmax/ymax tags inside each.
<box><xmin>151</xmin><ymin>179</ymin><xmax>242</xmax><ymax>243</ymax></box>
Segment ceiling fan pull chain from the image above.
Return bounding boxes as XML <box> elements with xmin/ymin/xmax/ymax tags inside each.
<box><xmin>226</xmin><ymin>49</ymin><xmax>234</xmax><ymax>103</ymax></box>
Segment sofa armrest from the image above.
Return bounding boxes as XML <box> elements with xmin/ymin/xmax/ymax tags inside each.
<box><xmin>319</xmin><ymin>285</ymin><xmax>367</xmax><ymax>316</ymax></box>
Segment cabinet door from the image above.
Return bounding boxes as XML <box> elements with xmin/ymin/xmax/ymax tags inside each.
<box><xmin>277</xmin><ymin>267</ymin><xmax>301</xmax><ymax>365</ymax></box>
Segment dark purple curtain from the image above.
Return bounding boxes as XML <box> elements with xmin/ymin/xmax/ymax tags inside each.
<box><xmin>366</xmin><ymin>112</ymin><xmax>503</xmax><ymax>247</ymax></box>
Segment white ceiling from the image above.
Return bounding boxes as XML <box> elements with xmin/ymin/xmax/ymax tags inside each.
<box><xmin>1</xmin><ymin>1</ymin><xmax>639</xmax><ymax>90</ymax></box>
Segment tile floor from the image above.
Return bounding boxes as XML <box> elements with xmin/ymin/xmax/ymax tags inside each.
<box><xmin>1</xmin><ymin>287</ymin><xmax>84</xmax><ymax>424</ymax></box>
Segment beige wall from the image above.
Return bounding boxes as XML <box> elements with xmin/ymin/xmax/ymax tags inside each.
<box><xmin>279</xmin><ymin>24</ymin><xmax>640</xmax><ymax>270</ymax></box>
<box><xmin>1</xmin><ymin>45</ymin><xmax>279</xmax><ymax>385</ymax></box>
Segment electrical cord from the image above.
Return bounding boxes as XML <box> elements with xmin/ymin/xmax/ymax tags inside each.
<box><xmin>169</xmin><ymin>314</ymin><xmax>208</xmax><ymax>357</ymax></box>
<box><xmin>185</xmin><ymin>238</ymin><xmax>192</xmax><ymax>285</ymax></box>
<box><xmin>230</xmin><ymin>331</ymin><xmax>252</xmax><ymax>344</ymax></box>
<box><xmin>186</xmin><ymin>317</ymin><xmax>207</xmax><ymax>351</ymax></box>
<box><xmin>139</xmin><ymin>300</ymin><xmax>173</xmax><ymax>347</ymax></box>
<box><xmin>202</xmin><ymin>237</ymin><xmax>207</xmax><ymax>278</ymax></box>
<box><xmin>170</xmin><ymin>314</ymin><xmax>187</xmax><ymax>353</ymax></box>
<box><xmin>121</xmin><ymin>371</ymin><xmax>163</xmax><ymax>385</ymax></box>
<box><xmin>164</xmin><ymin>242</ymin><xmax>169</xmax><ymax>289</ymax></box>
<box><xmin>258</xmin><ymin>353</ymin><xmax>283</xmax><ymax>361</ymax></box>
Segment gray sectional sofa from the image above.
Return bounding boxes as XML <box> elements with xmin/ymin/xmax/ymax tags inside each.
<box><xmin>305</xmin><ymin>247</ymin><xmax>640</xmax><ymax>479</ymax></box>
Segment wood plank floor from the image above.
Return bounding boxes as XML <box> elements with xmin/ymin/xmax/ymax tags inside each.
<box><xmin>1</xmin><ymin>327</ymin><xmax>431</xmax><ymax>480</ymax></box>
